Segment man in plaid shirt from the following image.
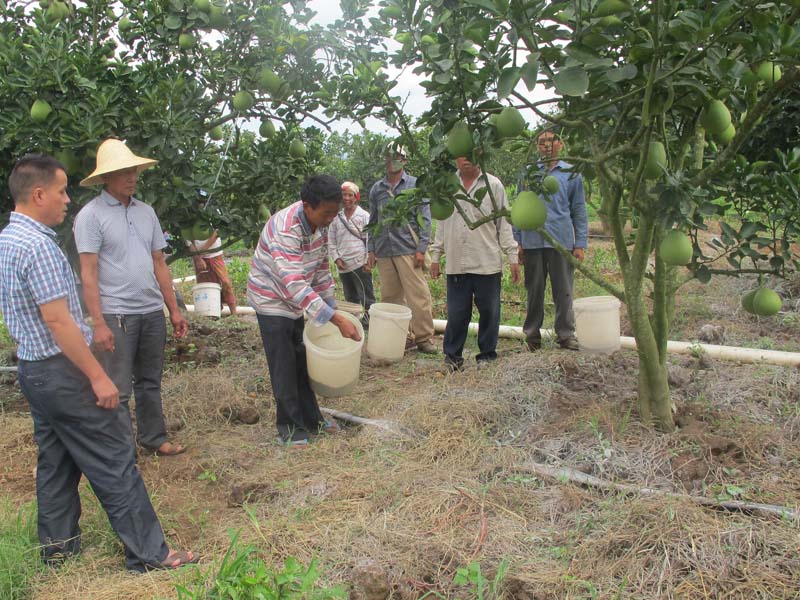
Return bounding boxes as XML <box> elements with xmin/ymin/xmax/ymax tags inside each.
<box><xmin>0</xmin><ymin>154</ymin><xmax>195</xmax><ymax>572</ymax></box>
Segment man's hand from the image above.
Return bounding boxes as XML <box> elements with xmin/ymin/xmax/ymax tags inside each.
<box><xmin>91</xmin><ymin>373</ymin><xmax>119</xmax><ymax>410</ymax></box>
<box><xmin>572</xmin><ymin>248</ymin><xmax>585</xmax><ymax>262</ymax></box>
<box><xmin>192</xmin><ymin>255</ymin><xmax>208</xmax><ymax>274</ymax></box>
<box><xmin>429</xmin><ymin>262</ymin><xmax>440</xmax><ymax>279</ymax></box>
<box><xmin>92</xmin><ymin>322</ymin><xmax>115</xmax><ymax>353</ymax></box>
<box><xmin>335</xmin><ymin>258</ymin><xmax>347</xmax><ymax>271</ymax></box>
<box><xmin>517</xmin><ymin>244</ymin><xmax>524</xmax><ymax>264</ymax></box>
<box><xmin>510</xmin><ymin>263</ymin><xmax>521</xmax><ymax>284</ymax></box>
<box><xmin>171</xmin><ymin>312</ymin><xmax>189</xmax><ymax>339</ymax></box>
<box><xmin>331</xmin><ymin>312</ymin><xmax>361</xmax><ymax>341</ymax></box>
<box><xmin>366</xmin><ymin>252</ymin><xmax>376</xmax><ymax>272</ymax></box>
<box><xmin>414</xmin><ymin>251</ymin><xmax>425</xmax><ymax>269</ymax></box>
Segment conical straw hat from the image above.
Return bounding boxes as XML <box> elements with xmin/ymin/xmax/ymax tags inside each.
<box><xmin>80</xmin><ymin>139</ymin><xmax>158</xmax><ymax>187</ymax></box>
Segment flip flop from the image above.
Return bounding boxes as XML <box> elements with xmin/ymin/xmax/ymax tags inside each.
<box><xmin>159</xmin><ymin>550</ymin><xmax>198</xmax><ymax>569</ymax></box>
<box><xmin>151</xmin><ymin>441</ymin><xmax>187</xmax><ymax>456</ymax></box>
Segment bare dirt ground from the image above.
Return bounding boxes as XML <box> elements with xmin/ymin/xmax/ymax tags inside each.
<box><xmin>1</xmin><ymin>237</ymin><xmax>800</xmax><ymax>599</ymax></box>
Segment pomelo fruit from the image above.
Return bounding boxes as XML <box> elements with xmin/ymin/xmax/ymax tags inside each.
<box><xmin>495</xmin><ymin>106</ymin><xmax>526</xmax><ymax>139</ymax></box>
<box><xmin>192</xmin><ymin>221</ymin><xmax>212</xmax><ymax>240</ymax></box>
<box><xmin>178</xmin><ymin>33</ymin><xmax>196</xmax><ymax>49</ymax></box>
<box><xmin>232</xmin><ymin>90</ymin><xmax>255</xmax><ymax>112</ymax></box>
<box><xmin>543</xmin><ymin>175</ymin><xmax>560</xmax><ymax>194</ymax></box>
<box><xmin>55</xmin><ymin>150</ymin><xmax>80</xmax><ymax>176</ymax></box>
<box><xmin>209</xmin><ymin>126</ymin><xmax>223</xmax><ymax>141</ymax></box>
<box><xmin>430</xmin><ymin>197</ymin><xmax>454</xmax><ymax>221</ymax></box>
<box><xmin>259</xmin><ymin>120</ymin><xmax>276</xmax><ymax>138</ymax></box>
<box><xmin>445</xmin><ymin>122</ymin><xmax>474</xmax><ymax>158</ymax></box>
<box><xmin>208</xmin><ymin>4</ymin><xmax>228</xmax><ymax>29</ymax></box>
<box><xmin>756</xmin><ymin>61</ymin><xmax>781</xmax><ymax>86</ymax></box>
<box><xmin>258</xmin><ymin>68</ymin><xmax>284</xmax><ymax>96</ymax></box>
<box><xmin>193</xmin><ymin>0</ymin><xmax>211</xmax><ymax>13</ymax></box>
<box><xmin>380</xmin><ymin>5</ymin><xmax>402</xmax><ymax>19</ymax></box>
<box><xmin>717</xmin><ymin>123</ymin><xmax>736</xmax><ymax>145</ymax></box>
<box><xmin>510</xmin><ymin>191</ymin><xmax>547</xmax><ymax>230</ymax></box>
<box><xmin>288</xmin><ymin>139</ymin><xmax>306</xmax><ymax>159</ymax></box>
<box><xmin>119</xmin><ymin>16</ymin><xmax>132</xmax><ymax>31</ymax></box>
<box><xmin>741</xmin><ymin>289</ymin><xmax>758</xmax><ymax>314</ymax></box>
<box><xmin>659</xmin><ymin>230</ymin><xmax>692</xmax><ymax>266</ymax></box>
<box><xmin>594</xmin><ymin>0</ymin><xmax>630</xmax><ymax>17</ymax></box>
<box><xmin>644</xmin><ymin>141</ymin><xmax>667</xmax><ymax>179</ymax></box>
<box><xmin>30</xmin><ymin>99</ymin><xmax>52</xmax><ymax>122</ymax></box>
<box><xmin>752</xmin><ymin>288</ymin><xmax>781</xmax><ymax>316</ymax></box>
<box><xmin>180</xmin><ymin>226</ymin><xmax>193</xmax><ymax>240</ymax></box>
<box><xmin>258</xmin><ymin>204</ymin><xmax>271</xmax><ymax>221</ymax></box>
<box><xmin>701</xmin><ymin>100</ymin><xmax>731</xmax><ymax>135</ymax></box>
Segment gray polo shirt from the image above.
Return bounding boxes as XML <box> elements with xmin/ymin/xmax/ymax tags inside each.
<box><xmin>73</xmin><ymin>189</ymin><xmax>167</xmax><ymax>314</ymax></box>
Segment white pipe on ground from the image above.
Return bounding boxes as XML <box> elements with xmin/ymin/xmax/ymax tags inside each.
<box><xmin>172</xmin><ymin>275</ymin><xmax>197</xmax><ymax>284</ymax></box>
<box><xmin>182</xmin><ymin>305</ymin><xmax>800</xmax><ymax>367</ymax></box>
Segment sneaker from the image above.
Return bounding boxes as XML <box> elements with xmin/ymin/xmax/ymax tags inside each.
<box><xmin>405</xmin><ymin>338</ymin><xmax>416</xmax><ymax>351</ymax></box>
<box><xmin>558</xmin><ymin>337</ymin><xmax>580</xmax><ymax>351</ymax></box>
<box><xmin>318</xmin><ymin>419</ymin><xmax>341</xmax><ymax>434</ymax></box>
<box><xmin>416</xmin><ymin>340</ymin><xmax>437</xmax><ymax>354</ymax></box>
<box><xmin>277</xmin><ymin>425</ymin><xmax>310</xmax><ymax>447</ymax></box>
<box><xmin>526</xmin><ymin>340</ymin><xmax>542</xmax><ymax>352</ymax></box>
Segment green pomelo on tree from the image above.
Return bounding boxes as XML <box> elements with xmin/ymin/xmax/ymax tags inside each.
<box><xmin>430</xmin><ymin>197</ymin><xmax>454</xmax><ymax>220</ymax></box>
<box><xmin>259</xmin><ymin>120</ymin><xmax>276</xmax><ymax>138</ymax></box>
<box><xmin>659</xmin><ymin>230</ymin><xmax>693</xmax><ymax>266</ymax></box>
<box><xmin>700</xmin><ymin>100</ymin><xmax>731</xmax><ymax>135</ymax></box>
<box><xmin>495</xmin><ymin>106</ymin><xmax>526</xmax><ymax>139</ymax></box>
<box><xmin>30</xmin><ymin>99</ymin><xmax>52</xmax><ymax>122</ymax></box>
<box><xmin>752</xmin><ymin>288</ymin><xmax>781</xmax><ymax>316</ymax></box>
<box><xmin>288</xmin><ymin>139</ymin><xmax>307</xmax><ymax>159</ymax></box>
<box><xmin>192</xmin><ymin>221</ymin><xmax>212</xmax><ymax>240</ymax></box>
<box><xmin>420</xmin><ymin>34</ymin><xmax>437</xmax><ymax>46</ymax></box>
<box><xmin>644</xmin><ymin>141</ymin><xmax>667</xmax><ymax>179</ymax></box>
<box><xmin>208</xmin><ymin>4</ymin><xmax>228</xmax><ymax>29</ymax></box>
<box><xmin>193</xmin><ymin>0</ymin><xmax>211</xmax><ymax>13</ymax></box>
<box><xmin>178</xmin><ymin>33</ymin><xmax>196</xmax><ymax>50</ymax></box>
<box><xmin>756</xmin><ymin>61</ymin><xmax>782</xmax><ymax>86</ymax></box>
<box><xmin>717</xmin><ymin>124</ymin><xmax>736</xmax><ymax>145</ymax></box>
<box><xmin>118</xmin><ymin>16</ymin><xmax>132</xmax><ymax>31</ymax></box>
<box><xmin>543</xmin><ymin>175</ymin><xmax>560</xmax><ymax>194</ymax></box>
<box><xmin>232</xmin><ymin>90</ymin><xmax>255</xmax><ymax>112</ymax></box>
<box><xmin>594</xmin><ymin>0</ymin><xmax>630</xmax><ymax>17</ymax></box>
<box><xmin>741</xmin><ymin>289</ymin><xmax>758</xmax><ymax>314</ymax></box>
<box><xmin>55</xmin><ymin>150</ymin><xmax>80</xmax><ymax>176</ymax></box>
<box><xmin>208</xmin><ymin>126</ymin><xmax>223</xmax><ymax>141</ymax></box>
<box><xmin>445</xmin><ymin>122</ymin><xmax>474</xmax><ymax>158</ymax></box>
<box><xmin>258</xmin><ymin>68</ymin><xmax>284</xmax><ymax>96</ymax></box>
<box><xmin>510</xmin><ymin>191</ymin><xmax>547</xmax><ymax>230</ymax></box>
<box><xmin>258</xmin><ymin>204</ymin><xmax>271</xmax><ymax>221</ymax></box>
<box><xmin>380</xmin><ymin>6</ymin><xmax>402</xmax><ymax>19</ymax></box>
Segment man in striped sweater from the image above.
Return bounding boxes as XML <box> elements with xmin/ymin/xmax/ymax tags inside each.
<box><xmin>247</xmin><ymin>175</ymin><xmax>361</xmax><ymax>446</ymax></box>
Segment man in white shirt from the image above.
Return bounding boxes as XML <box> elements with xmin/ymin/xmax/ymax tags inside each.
<box><xmin>429</xmin><ymin>157</ymin><xmax>520</xmax><ymax>370</ymax></box>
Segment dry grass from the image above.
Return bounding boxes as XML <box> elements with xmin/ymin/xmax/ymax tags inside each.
<box><xmin>1</xmin><ymin>306</ymin><xmax>799</xmax><ymax>599</ymax></box>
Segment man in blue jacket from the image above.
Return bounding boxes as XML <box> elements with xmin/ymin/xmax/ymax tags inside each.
<box><xmin>514</xmin><ymin>130</ymin><xmax>588</xmax><ymax>351</ymax></box>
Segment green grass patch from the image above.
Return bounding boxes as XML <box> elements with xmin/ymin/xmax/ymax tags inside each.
<box><xmin>0</xmin><ymin>497</ymin><xmax>44</xmax><ymax>600</ymax></box>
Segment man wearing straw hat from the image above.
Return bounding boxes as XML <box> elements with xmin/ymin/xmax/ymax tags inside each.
<box><xmin>0</xmin><ymin>154</ymin><xmax>196</xmax><ymax>571</ymax></box>
<box><xmin>74</xmin><ymin>139</ymin><xmax>188</xmax><ymax>457</ymax></box>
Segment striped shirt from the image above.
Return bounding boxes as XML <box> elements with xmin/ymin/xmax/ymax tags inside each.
<box><xmin>327</xmin><ymin>206</ymin><xmax>369</xmax><ymax>273</ymax></box>
<box><xmin>73</xmin><ymin>190</ymin><xmax>167</xmax><ymax>314</ymax></box>
<box><xmin>246</xmin><ymin>201</ymin><xmax>336</xmax><ymax>324</ymax></box>
<box><xmin>0</xmin><ymin>213</ymin><xmax>91</xmax><ymax>360</ymax></box>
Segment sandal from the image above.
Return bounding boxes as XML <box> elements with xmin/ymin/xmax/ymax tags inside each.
<box><xmin>159</xmin><ymin>550</ymin><xmax>198</xmax><ymax>569</ymax></box>
<box><xmin>150</xmin><ymin>441</ymin><xmax>187</xmax><ymax>457</ymax></box>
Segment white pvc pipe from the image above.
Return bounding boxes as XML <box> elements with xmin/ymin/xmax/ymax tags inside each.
<box><xmin>172</xmin><ymin>275</ymin><xmax>197</xmax><ymax>284</ymax></box>
<box><xmin>182</xmin><ymin>306</ymin><xmax>800</xmax><ymax>367</ymax></box>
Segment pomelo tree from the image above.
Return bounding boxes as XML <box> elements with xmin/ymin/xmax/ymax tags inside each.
<box><xmin>350</xmin><ymin>0</ymin><xmax>800</xmax><ymax>430</ymax></box>
<box><xmin>0</xmin><ymin>0</ymin><xmax>356</xmax><ymax>254</ymax></box>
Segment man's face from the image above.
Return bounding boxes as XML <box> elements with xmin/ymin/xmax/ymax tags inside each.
<box><xmin>455</xmin><ymin>157</ymin><xmax>480</xmax><ymax>178</ymax></box>
<box><xmin>537</xmin><ymin>133</ymin><xmax>563</xmax><ymax>161</ymax></box>
<box><xmin>304</xmin><ymin>198</ymin><xmax>341</xmax><ymax>229</ymax></box>
<box><xmin>342</xmin><ymin>189</ymin><xmax>357</xmax><ymax>209</ymax></box>
<box><xmin>36</xmin><ymin>169</ymin><xmax>70</xmax><ymax>227</ymax></box>
<box><xmin>103</xmin><ymin>167</ymin><xmax>139</xmax><ymax>200</ymax></box>
<box><xmin>384</xmin><ymin>153</ymin><xmax>406</xmax><ymax>175</ymax></box>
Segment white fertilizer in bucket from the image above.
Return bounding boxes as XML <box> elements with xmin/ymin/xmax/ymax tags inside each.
<box><xmin>192</xmin><ymin>282</ymin><xmax>222</xmax><ymax>318</ymax></box>
<box><xmin>366</xmin><ymin>303</ymin><xmax>412</xmax><ymax>363</ymax></box>
<box><xmin>573</xmin><ymin>296</ymin><xmax>621</xmax><ymax>354</ymax></box>
<box><xmin>303</xmin><ymin>311</ymin><xmax>364</xmax><ymax>397</ymax></box>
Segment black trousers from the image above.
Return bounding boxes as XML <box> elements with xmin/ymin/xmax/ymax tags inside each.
<box><xmin>256</xmin><ymin>314</ymin><xmax>325</xmax><ymax>437</ymax></box>
<box><xmin>443</xmin><ymin>272</ymin><xmax>502</xmax><ymax>366</ymax></box>
<box><xmin>339</xmin><ymin>267</ymin><xmax>376</xmax><ymax>311</ymax></box>
<box><xmin>96</xmin><ymin>311</ymin><xmax>168</xmax><ymax>449</ymax></box>
<box><xmin>17</xmin><ymin>354</ymin><xmax>168</xmax><ymax>572</ymax></box>
<box><xmin>522</xmin><ymin>248</ymin><xmax>577</xmax><ymax>344</ymax></box>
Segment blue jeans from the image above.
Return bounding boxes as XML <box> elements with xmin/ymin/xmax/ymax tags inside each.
<box><xmin>443</xmin><ymin>272</ymin><xmax>502</xmax><ymax>367</ymax></box>
<box><xmin>17</xmin><ymin>354</ymin><xmax>168</xmax><ymax>572</ymax></box>
<box><xmin>96</xmin><ymin>311</ymin><xmax>168</xmax><ymax>449</ymax></box>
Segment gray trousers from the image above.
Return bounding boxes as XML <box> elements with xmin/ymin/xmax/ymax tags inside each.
<box><xmin>522</xmin><ymin>248</ymin><xmax>577</xmax><ymax>344</ymax></box>
<box><xmin>17</xmin><ymin>354</ymin><xmax>168</xmax><ymax>572</ymax></box>
<box><xmin>97</xmin><ymin>311</ymin><xmax>168</xmax><ymax>449</ymax></box>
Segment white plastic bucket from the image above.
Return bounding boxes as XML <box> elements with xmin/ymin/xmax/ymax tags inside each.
<box><xmin>192</xmin><ymin>283</ymin><xmax>222</xmax><ymax>318</ymax></box>
<box><xmin>303</xmin><ymin>311</ymin><xmax>364</xmax><ymax>397</ymax></box>
<box><xmin>366</xmin><ymin>302</ymin><xmax>412</xmax><ymax>363</ymax></box>
<box><xmin>573</xmin><ymin>296</ymin><xmax>621</xmax><ymax>354</ymax></box>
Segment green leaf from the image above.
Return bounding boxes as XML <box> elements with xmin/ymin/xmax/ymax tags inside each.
<box><xmin>463</xmin><ymin>0</ymin><xmax>499</xmax><ymax>13</ymax></box>
<box><xmin>497</xmin><ymin>67</ymin><xmax>521</xmax><ymax>99</ymax></box>
<box><xmin>565</xmin><ymin>42</ymin><xmax>600</xmax><ymax>64</ymax></box>
<box><xmin>165</xmin><ymin>15</ymin><xmax>182</xmax><ymax>29</ymax></box>
<box><xmin>605</xmin><ymin>63</ymin><xmax>637</xmax><ymax>82</ymax></box>
<box><xmin>520</xmin><ymin>58</ymin><xmax>539</xmax><ymax>91</ymax></box>
<box><xmin>553</xmin><ymin>66</ymin><xmax>588</xmax><ymax>96</ymax></box>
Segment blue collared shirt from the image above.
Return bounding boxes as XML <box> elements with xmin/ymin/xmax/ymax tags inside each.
<box><xmin>73</xmin><ymin>190</ymin><xmax>168</xmax><ymax>314</ymax></box>
<box><xmin>513</xmin><ymin>160</ymin><xmax>588</xmax><ymax>251</ymax></box>
<box><xmin>0</xmin><ymin>213</ymin><xmax>91</xmax><ymax>360</ymax></box>
<box><xmin>367</xmin><ymin>171</ymin><xmax>431</xmax><ymax>258</ymax></box>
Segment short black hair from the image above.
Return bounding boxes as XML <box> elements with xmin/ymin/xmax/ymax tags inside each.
<box><xmin>301</xmin><ymin>174</ymin><xmax>342</xmax><ymax>208</ymax></box>
<box><xmin>9</xmin><ymin>154</ymin><xmax>65</xmax><ymax>204</ymax></box>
